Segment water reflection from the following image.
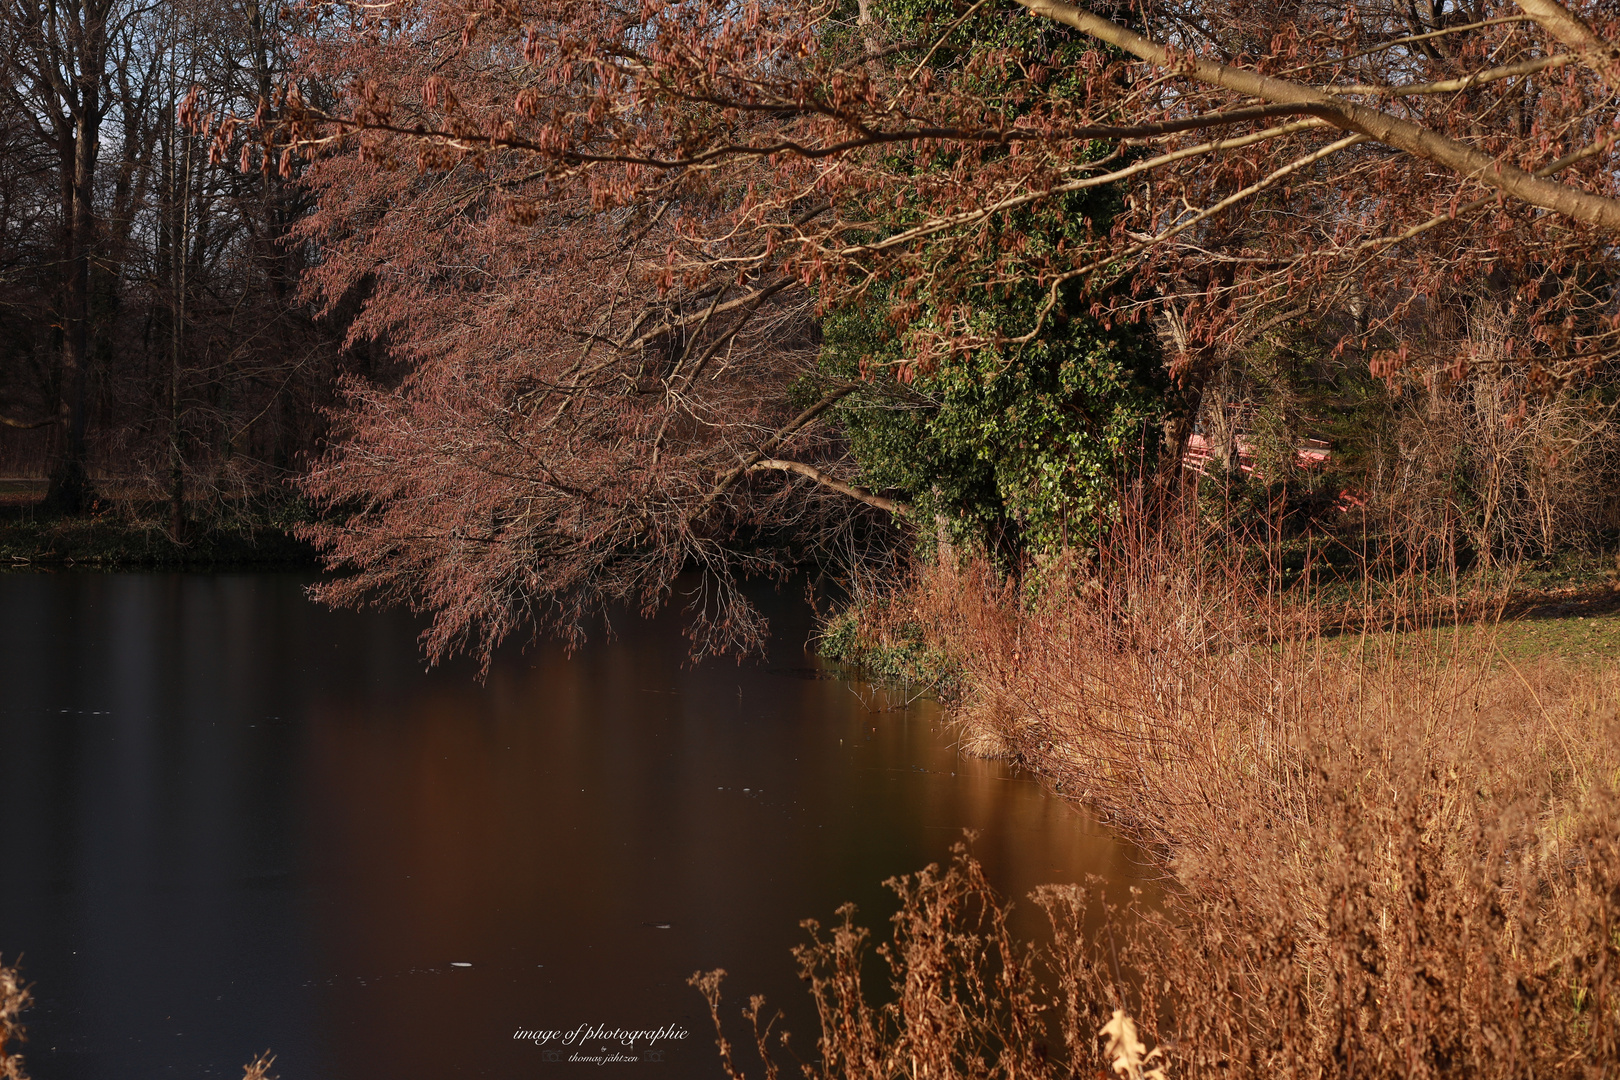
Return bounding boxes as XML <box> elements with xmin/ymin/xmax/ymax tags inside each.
<box><xmin>0</xmin><ymin>574</ymin><xmax>1145</xmax><ymax>1078</ymax></box>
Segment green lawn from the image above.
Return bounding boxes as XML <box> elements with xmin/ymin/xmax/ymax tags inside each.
<box><xmin>1494</xmin><ymin>600</ymin><xmax>1620</xmax><ymax>664</ymax></box>
<box><xmin>1321</xmin><ymin>589</ymin><xmax>1620</xmax><ymax>669</ymax></box>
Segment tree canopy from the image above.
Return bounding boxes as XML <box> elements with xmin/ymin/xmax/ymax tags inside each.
<box><xmin>213</xmin><ymin>0</ymin><xmax>1620</xmax><ymax>659</ymax></box>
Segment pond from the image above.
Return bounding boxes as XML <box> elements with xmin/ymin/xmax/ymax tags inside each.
<box><xmin>0</xmin><ymin>573</ymin><xmax>1145</xmax><ymax>1078</ymax></box>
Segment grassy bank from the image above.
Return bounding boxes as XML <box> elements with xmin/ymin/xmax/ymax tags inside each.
<box><xmin>0</xmin><ymin>487</ymin><xmax>316</xmax><ymax>570</ymax></box>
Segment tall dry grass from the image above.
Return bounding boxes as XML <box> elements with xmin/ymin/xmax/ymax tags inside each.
<box><xmin>722</xmin><ymin>503</ymin><xmax>1620</xmax><ymax>1077</ymax></box>
<box><xmin>700</xmin><ymin>812</ymin><xmax>1620</xmax><ymax>1078</ymax></box>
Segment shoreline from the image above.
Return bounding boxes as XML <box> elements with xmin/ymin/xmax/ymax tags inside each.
<box><xmin>0</xmin><ymin>511</ymin><xmax>319</xmax><ymax>572</ymax></box>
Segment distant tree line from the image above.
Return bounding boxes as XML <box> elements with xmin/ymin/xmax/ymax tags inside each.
<box><xmin>0</xmin><ymin>0</ymin><xmax>352</xmax><ymax>529</ymax></box>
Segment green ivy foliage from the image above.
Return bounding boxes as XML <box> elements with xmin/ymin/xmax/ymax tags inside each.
<box><xmin>816</xmin><ymin>0</ymin><xmax>1164</xmax><ymax>560</ymax></box>
<box><xmin>822</xmin><ymin>283</ymin><xmax>1161</xmax><ymax>558</ymax></box>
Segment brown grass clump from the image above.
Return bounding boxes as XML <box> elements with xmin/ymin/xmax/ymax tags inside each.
<box><xmin>909</xmin><ymin>552</ymin><xmax>1620</xmax><ymax>876</ymax></box>
<box><xmin>718</xmin><ymin>506</ymin><xmax>1620</xmax><ymax>1077</ymax></box>
<box><xmin>240</xmin><ymin>1051</ymin><xmax>277</xmax><ymax>1080</ymax></box>
<box><xmin>0</xmin><ymin>959</ymin><xmax>29</xmax><ymax>1080</ymax></box>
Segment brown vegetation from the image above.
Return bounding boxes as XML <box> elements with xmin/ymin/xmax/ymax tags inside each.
<box><xmin>258</xmin><ymin>0</ymin><xmax>1620</xmax><ymax>394</ymax></box>
<box><xmin>0</xmin><ymin>959</ymin><xmax>29</xmax><ymax>1080</ymax></box>
<box><xmin>700</xmin><ymin>803</ymin><xmax>1619</xmax><ymax>1076</ymax></box>
<box><xmin>710</xmin><ymin>509</ymin><xmax>1620</xmax><ymax>1076</ymax></box>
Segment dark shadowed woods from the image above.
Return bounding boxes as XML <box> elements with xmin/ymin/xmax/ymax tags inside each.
<box><xmin>0</xmin><ymin>0</ymin><xmax>356</xmax><ymax>535</ymax></box>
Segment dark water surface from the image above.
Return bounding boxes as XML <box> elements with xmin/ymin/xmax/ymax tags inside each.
<box><xmin>0</xmin><ymin>573</ymin><xmax>1144</xmax><ymax>1079</ymax></box>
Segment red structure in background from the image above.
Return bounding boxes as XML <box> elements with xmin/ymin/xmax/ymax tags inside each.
<box><xmin>1182</xmin><ymin>431</ymin><xmax>1332</xmax><ymax>477</ymax></box>
<box><xmin>1180</xmin><ymin>408</ymin><xmax>1363</xmax><ymax>512</ymax></box>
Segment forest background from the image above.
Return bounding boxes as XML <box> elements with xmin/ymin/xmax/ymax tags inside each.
<box><xmin>4</xmin><ymin>0</ymin><xmax>1620</xmax><ymax>1074</ymax></box>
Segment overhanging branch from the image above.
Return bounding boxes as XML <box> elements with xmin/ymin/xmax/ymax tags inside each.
<box><xmin>1511</xmin><ymin>0</ymin><xmax>1620</xmax><ymax>84</ymax></box>
<box><xmin>689</xmin><ymin>384</ymin><xmax>859</xmax><ymax>524</ymax></box>
<box><xmin>748</xmin><ymin>459</ymin><xmax>912</xmax><ymax>517</ymax></box>
<box><xmin>1015</xmin><ymin>0</ymin><xmax>1620</xmax><ymax>233</ymax></box>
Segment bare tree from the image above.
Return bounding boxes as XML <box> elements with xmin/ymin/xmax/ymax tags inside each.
<box><xmin>0</xmin><ymin>0</ymin><xmax>152</xmax><ymax>507</ymax></box>
<box><xmin>0</xmin><ymin>0</ymin><xmax>343</xmax><ymax>518</ymax></box>
<box><xmin>215</xmin><ymin>0</ymin><xmax>1620</xmax><ymax>655</ymax></box>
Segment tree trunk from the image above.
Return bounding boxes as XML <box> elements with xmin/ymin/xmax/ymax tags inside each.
<box><xmin>43</xmin><ymin>96</ymin><xmax>98</xmax><ymax>515</ymax></box>
<box><xmin>169</xmin><ymin>119</ymin><xmax>189</xmax><ymax>541</ymax></box>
